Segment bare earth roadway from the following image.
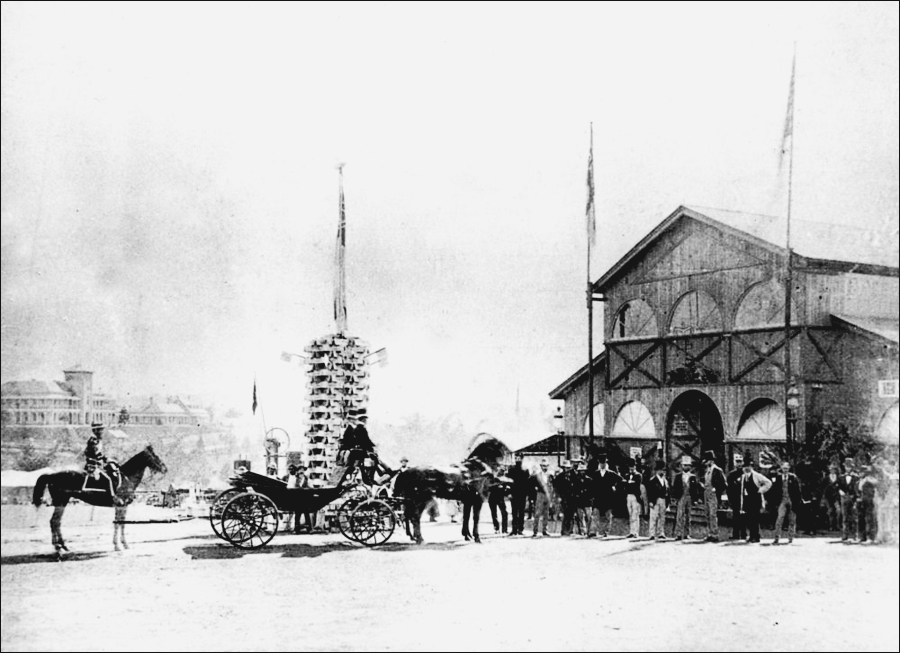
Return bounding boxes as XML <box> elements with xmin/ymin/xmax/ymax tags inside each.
<box><xmin>2</xmin><ymin>509</ymin><xmax>898</xmax><ymax>652</ymax></box>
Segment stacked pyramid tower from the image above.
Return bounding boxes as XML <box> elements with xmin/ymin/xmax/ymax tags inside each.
<box><xmin>303</xmin><ymin>334</ymin><xmax>370</xmax><ymax>487</ymax></box>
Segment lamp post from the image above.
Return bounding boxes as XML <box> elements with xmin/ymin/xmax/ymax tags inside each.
<box><xmin>554</xmin><ymin>406</ymin><xmax>564</xmax><ymax>466</ymax></box>
<box><xmin>786</xmin><ymin>382</ymin><xmax>800</xmax><ymax>462</ymax></box>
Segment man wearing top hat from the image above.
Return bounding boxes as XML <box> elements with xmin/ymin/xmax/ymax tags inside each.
<box><xmin>588</xmin><ymin>453</ymin><xmax>621</xmax><ymax>538</ymax></box>
<box><xmin>738</xmin><ymin>452</ymin><xmax>773</xmax><ymax>543</ymax></box>
<box><xmin>837</xmin><ymin>457</ymin><xmax>860</xmax><ymax>541</ymax></box>
<box><xmin>726</xmin><ymin>456</ymin><xmax>747</xmax><ymax>540</ymax></box>
<box><xmin>645</xmin><ymin>460</ymin><xmax>669</xmax><ymax>540</ymax></box>
<box><xmin>702</xmin><ymin>450</ymin><xmax>728</xmax><ymax>542</ymax></box>
<box><xmin>621</xmin><ymin>459</ymin><xmax>645</xmax><ymax>539</ymax></box>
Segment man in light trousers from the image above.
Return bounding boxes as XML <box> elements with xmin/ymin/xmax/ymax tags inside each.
<box><xmin>702</xmin><ymin>450</ymin><xmax>727</xmax><ymax>542</ymax></box>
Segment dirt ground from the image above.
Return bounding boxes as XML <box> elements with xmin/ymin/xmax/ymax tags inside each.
<box><xmin>2</xmin><ymin>504</ymin><xmax>898</xmax><ymax>652</ymax></box>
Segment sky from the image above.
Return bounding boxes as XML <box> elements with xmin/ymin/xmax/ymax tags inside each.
<box><xmin>2</xmin><ymin>2</ymin><xmax>898</xmax><ymax>453</ymax></box>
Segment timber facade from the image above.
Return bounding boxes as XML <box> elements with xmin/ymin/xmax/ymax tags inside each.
<box><xmin>550</xmin><ymin>206</ymin><xmax>899</xmax><ymax>471</ymax></box>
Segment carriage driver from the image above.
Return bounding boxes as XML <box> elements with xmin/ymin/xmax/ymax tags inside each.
<box><xmin>339</xmin><ymin>412</ymin><xmax>392</xmax><ymax>486</ymax></box>
<box><xmin>82</xmin><ymin>421</ymin><xmax>114</xmax><ymax>494</ymax></box>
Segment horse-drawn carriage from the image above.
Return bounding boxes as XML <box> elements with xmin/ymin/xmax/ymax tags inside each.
<box><xmin>208</xmin><ymin>470</ymin><xmax>404</xmax><ymax>549</ymax></box>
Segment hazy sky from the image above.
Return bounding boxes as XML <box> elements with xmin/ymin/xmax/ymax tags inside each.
<box><xmin>2</xmin><ymin>2</ymin><xmax>898</xmax><ymax>449</ymax></box>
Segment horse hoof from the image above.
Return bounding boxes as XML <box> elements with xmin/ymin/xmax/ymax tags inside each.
<box><xmin>474</xmin><ymin>538</ymin><xmax>482</xmax><ymax>544</ymax></box>
<box><xmin>122</xmin><ymin>543</ymin><xmax>129</xmax><ymax>550</ymax></box>
<box><xmin>114</xmin><ymin>545</ymin><xmax>122</xmax><ymax>552</ymax></box>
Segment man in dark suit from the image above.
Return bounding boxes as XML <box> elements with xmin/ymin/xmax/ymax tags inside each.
<box><xmin>858</xmin><ymin>465</ymin><xmax>879</xmax><ymax>543</ymax></box>
<box><xmin>726</xmin><ymin>462</ymin><xmax>747</xmax><ymax>541</ymax></box>
<box><xmin>702</xmin><ymin>450</ymin><xmax>728</xmax><ymax>542</ymax></box>
<box><xmin>672</xmin><ymin>459</ymin><xmax>702</xmax><ymax>541</ymax></box>
<box><xmin>770</xmin><ymin>460</ymin><xmax>807</xmax><ymax>544</ymax></box>
<box><xmin>621</xmin><ymin>459</ymin><xmax>645</xmax><ymax>539</ymax></box>
<box><xmin>738</xmin><ymin>452</ymin><xmax>772</xmax><ymax>543</ymax></box>
<box><xmin>507</xmin><ymin>453</ymin><xmax>530</xmax><ymax>536</ymax></box>
<box><xmin>837</xmin><ymin>457</ymin><xmax>860</xmax><ymax>541</ymax></box>
<box><xmin>820</xmin><ymin>463</ymin><xmax>843</xmax><ymax>532</ymax></box>
<box><xmin>589</xmin><ymin>454</ymin><xmax>621</xmax><ymax>538</ymax></box>
<box><xmin>645</xmin><ymin>460</ymin><xmax>669</xmax><ymax>541</ymax></box>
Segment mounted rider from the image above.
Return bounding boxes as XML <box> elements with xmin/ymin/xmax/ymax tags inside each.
<box><xmin>338</xmin><ymin>411</ymin><xmax>392</xmax><ymax>486</ymax></box>
<box><xmin>82</xmin><ymin>421</ymin><xmax>117</xmax><ymax>494</ymax></box>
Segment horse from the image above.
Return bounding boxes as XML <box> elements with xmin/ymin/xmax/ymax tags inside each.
<box><xmin>32</xmin><ymin>445</ymin><xmax>167</xmax><ymax>558</ymax></box>
<box><xmin>394</xmin><ymin>435</ymin><xmax>509</xmax><ymax>544</ymax></box>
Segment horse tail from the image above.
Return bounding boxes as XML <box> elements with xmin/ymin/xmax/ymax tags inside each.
<box><xmin>32</xmin><ymin>474</ymin><xmax>50</xmax><ymax>507</ymax></box>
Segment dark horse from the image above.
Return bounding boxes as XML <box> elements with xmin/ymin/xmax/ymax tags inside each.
<box><xmin>394</xmin><ymin>435</ymin><xmax>508</xmax><ymax>544</ymax></box>
<box><xmin>32</xmin><ymin>445</ymin><xmax>167</xmax><ymax>558</ymax></box>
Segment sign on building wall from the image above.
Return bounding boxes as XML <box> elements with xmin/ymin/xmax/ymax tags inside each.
<box><xmin>878</xmin><ymin>380</ymin><xmax>899</xmax><ymax>398</ymax></box>
<box><xmin>629</xmin><ymin>446</ymin><xmax>642</xmax><ymax>461</ymax></box>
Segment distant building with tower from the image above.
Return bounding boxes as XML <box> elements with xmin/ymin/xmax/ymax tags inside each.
<box><xmin>550</xmin><ymin>206</ymin><xmax>899</xmax><ymax>471</ymax></box>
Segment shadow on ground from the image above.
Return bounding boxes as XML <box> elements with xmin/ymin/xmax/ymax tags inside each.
<box><xmin>1</xmin><ymin>551</ymin><xmax>109</xmax><ymax>565</ymax></box>
<box><xmin>183</xmin><ymin>539</ymin><xmax>470</xmax><ymax>560</ymax></box>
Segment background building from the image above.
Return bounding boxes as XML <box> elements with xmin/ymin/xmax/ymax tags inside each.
<box><xmin>551</xmin><ymin>206</ymin><xmax>899</xmax><ymax>470</ymax></box>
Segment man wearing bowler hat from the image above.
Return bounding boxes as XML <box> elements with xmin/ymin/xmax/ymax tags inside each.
<box><xmin>673</xmin><ymin>458</ymin><xmax>702</xmax><ymax>541</ymax></box>
<box><xmin>702</xmin><ymin>450</ymin><xmax>727</xmax><ymax>542</ymax></box>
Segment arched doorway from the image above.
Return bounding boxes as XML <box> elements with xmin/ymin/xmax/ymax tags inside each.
<box><xmin>665</xmin><ymin>390</ymin><xmax>724</xmax><ymax>467</ymax></box>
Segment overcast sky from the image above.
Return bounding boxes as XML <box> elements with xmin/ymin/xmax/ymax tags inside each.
<box><xmin>2</xmin><ymin>2</ymin><xmax>898</xmax><ymax>449</ymax></box>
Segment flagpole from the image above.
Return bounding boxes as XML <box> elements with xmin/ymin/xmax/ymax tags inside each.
<box><xmin>587</xmin><ymin>124</ymin><xmax>595</xmax><ymax>454</ymax></box>
<box><xmin>783</xmin><ymin>48</ymin><xmax>796</xmax><ymax>461</ymax></box>
<box><xmin>335</xmin><ymin>164</ymin><xmax>348</xmax><ymax>336</ymax></box>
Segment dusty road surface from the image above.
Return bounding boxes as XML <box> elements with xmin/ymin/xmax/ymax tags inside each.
<box><xmin>2</xmin><ymin>505</ymin><xmax>898</xmax><ymax>652</ymax></box>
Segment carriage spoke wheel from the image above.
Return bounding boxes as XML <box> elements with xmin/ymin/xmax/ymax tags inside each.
<box><xmin>221</xmin><ymin>492</ymin><xmax>280</xmax><ymax>549</ymax></box>
<box><xmin>209</xmin><ymin>488</ymin><xmax>242</xmax><ymax>540</ymax></box>
<box><xmin>349</xmin><ymin>499</ymin><xmax>396</xmax><ymax>547</ymax></box>
<box><xmin>336</xmin><ymin>497</ymin><xmax>365</xmax><ymax>542</ymax></box>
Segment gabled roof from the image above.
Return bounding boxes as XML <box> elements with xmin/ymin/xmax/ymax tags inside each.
<box><xmin>515</xmin><ymin>434</ymin><xmax>564</xmax><ymax>455</ymax></box>
<box><xmin>0</xmin><ymin>380</ymin><xmax>75</xmax><ymax>397</ymax></box>
<box><xmin>593</xmin><ymin>206</ymin><xmax>899</xmax><ymax>292</ymax></box>
<box><xmin>548</xmin><ymin>352</ymin><xmax>607</xmax><ymax>400</ymax></box>
<box><xmin>832</xmin><ymin>314</ymin><xmax>900</xmax><ymax>344</ymax></box>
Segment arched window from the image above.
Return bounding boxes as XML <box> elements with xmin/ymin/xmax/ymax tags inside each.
<box><xmin>669</xmin><ymin>290</ymin><xmax>723</xmax><ymax>335</ymax></box>
<box><xmin>874</xmin><ymin>403</ymin><xmax>899</xmax><ymax>446</ymax></box>
<box><xmin>611</xmin><ymin>299</ymin><xmax>657</xmax><ymax>339</ymax></box>
<box><xmin>582</xmin><ymin>404</ymin><xmax>605</xmax><ymax>435</ymax></box>
<box><xmin>734</xmin><ymin>280</ymin><xmax>799</xmax><ymax>330</ymax></box>
<box><xmin>735</xmin><ymin>399</ymin><xmax>786</xmax><ymax>440</ymax></box>
<box><xmin>612</xmin><ymin>401</ymin><xmax>656</xmax><ymax>438</ymax></box>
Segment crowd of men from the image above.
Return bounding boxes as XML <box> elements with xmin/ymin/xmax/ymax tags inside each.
<box><xmin>485</xmin><ymin>449</ymin><xmax>899</xmax><ymax>545</ymax></box>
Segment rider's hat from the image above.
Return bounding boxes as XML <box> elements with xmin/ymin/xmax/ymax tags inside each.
<box><xmin>91</xmin><ymin>421</ymin><xmax>104</xmax><ymax>429</ymax></box>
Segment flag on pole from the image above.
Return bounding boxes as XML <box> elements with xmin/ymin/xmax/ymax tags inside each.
<box><xmin>586</xmin><ymin>124</ymin><xmax>596</xmax><ymax>245</ymax></box>
<box><xmin>779</xmin><ymin>52</ymin><xmax>796</xmax><ymax>171</ymax></box>
<box><xmin>252</xmin><ymin>380</ymin><xmax>258</xmax><ymax>415</ymax></box>
<box><xmin>334</xmin><ymin>165</ymin><xmax>348</xmax><ymax>335</ymax></box>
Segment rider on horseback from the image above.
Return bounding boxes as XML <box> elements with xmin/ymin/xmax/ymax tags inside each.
<box><xmin>82</xmin><ymin>421</ymin><xmax>116</xmax><ymax>495</ymax></box>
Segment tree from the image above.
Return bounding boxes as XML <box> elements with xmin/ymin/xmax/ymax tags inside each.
<box><xmin>118</xmin><ymin>407</ymin><xmax>130</xmax><ymax>425</ymax></box>
<box><xmin>17</xmin><ymin>441</ymin><xmax>52</xmax><ymax>471</ymax></box>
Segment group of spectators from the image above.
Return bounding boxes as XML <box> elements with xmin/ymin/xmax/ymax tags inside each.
<box><xmin>486</xmin><ymin>449</ymin><xmax>900</xmax><ymax>545</ymax></box>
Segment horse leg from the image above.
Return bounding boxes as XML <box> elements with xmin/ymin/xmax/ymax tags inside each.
<box><xmin>50</xmin><ymin>505</ymin><xmax>68</xmax><ymax>558</ymax></box>
<box><xmin>462</xmin><ymin>501</ymin><xmax>472</xmax><ymax>541</ymax></box>
<box><xmin>472</xmin><ymin>500</ymin><xmax>482</xmax><ymax>543</ymax></box>
<box><xmin>114</xmin><ymin>506</ymin><xmax>128</xmax><ymax>551</ymax></box>
<box><xmin>406</xmin><ymin>503</ymin><xmax>424</xmax><ymax>544</ymax></box>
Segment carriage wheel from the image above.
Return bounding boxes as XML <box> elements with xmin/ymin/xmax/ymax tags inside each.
<box><xmin>349</xmin><ymin>499</ymin><xmax>396</xmax><ymax>547</ymax></box>
<box><xmin>221</xmin><ymin>492</ymin><xmax>280</xmax><ymax>549</ymax></box>
<box><xmin>336</xmin><ymin>497</ymin><xmax>364</xmax><ymax>542</ymax></box>
<box><xmin>209</xmin><ymin>488</ymin><xmax>242</xmax><ymax>540</ymax></box>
